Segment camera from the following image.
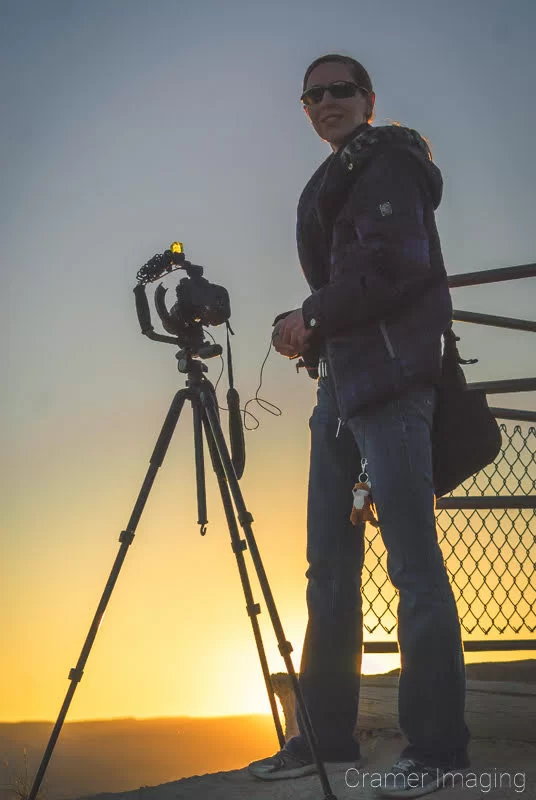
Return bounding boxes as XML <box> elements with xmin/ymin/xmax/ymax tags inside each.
<box><xmin>134</xmin><ymin>242</ymin><xmax>231</xmax><ymax>354</ymax></box>
<box><xmin>154</xmin><ymin>273</ymin><xmax>231</xmax><ymax>336</ymax></box>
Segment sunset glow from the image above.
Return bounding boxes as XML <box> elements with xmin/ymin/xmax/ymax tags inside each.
<box><xmin>3</xmin><ymin>1</ymin><xmax>535</xmax><ymax>730</ymax></box>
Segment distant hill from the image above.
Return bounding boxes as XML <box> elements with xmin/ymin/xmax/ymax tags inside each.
<box><xmin>0</xmin><ymin>715</ymin><xmax>277</xmax><ymax>800</ymax></box>
<box><xmin>380</xmin><ymin>659</ymin><xmax>536</xmax><ymax>683</ymax></box>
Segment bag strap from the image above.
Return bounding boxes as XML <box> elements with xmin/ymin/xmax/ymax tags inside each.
<box><xmin>443</xmin><ymin>323</ymin><xmax>479</xmax><ymax>365</ymax></box>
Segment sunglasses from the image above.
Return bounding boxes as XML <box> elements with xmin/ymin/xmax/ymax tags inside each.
<box><xmin>300</xmin><ymin>80</ymin><xmax>368</xmax><ymax>107</ymax></box>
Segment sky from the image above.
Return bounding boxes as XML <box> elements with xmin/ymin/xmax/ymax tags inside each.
<box><xmin>1</xmin><ymin>0</ymin><xmax>535</xmax><ymax>725</ymax></box>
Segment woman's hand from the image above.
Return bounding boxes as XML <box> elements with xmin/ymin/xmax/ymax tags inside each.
<box><xmin>272</xmin><ymin>309</ymin><xmax>312</xmax><ymax>358</ymax></box>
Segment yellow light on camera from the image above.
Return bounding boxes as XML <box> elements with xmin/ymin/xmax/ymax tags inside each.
<box><xmin>171</xmin><ymin>241</ymin><xmax>183</xmax><ymax>254</ymax></box>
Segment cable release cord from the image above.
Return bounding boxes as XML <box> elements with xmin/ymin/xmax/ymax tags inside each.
<box><xmin>204</xmin><ymin>330</ymin><xmax>282</xmax><ymax>430</ymax></box>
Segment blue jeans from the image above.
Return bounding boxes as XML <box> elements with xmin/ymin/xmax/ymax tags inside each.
<box><xmin>285</xmin><ymin>371</ymin><xmax>470</xmax><ymax>767</ymax></box>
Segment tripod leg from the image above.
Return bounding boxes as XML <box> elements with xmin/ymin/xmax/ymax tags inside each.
<box><xmin>200</xmin><ymin>410</ymin><xmax>285</xmax><ymax>750</ymax></box>
<box><xmin>28</xmin><ymin>389</ymin><xmax>190</xmax><ymax>800</ymax></box>
<box><xmin>191</xmin><ymin>393</ymin><xmax>208</xmax><ymax>534</ymax></box>
<box><xmin>200</xmin><ymin>387</ymin><xmax>338</xmax><ymax>800</ymax></box>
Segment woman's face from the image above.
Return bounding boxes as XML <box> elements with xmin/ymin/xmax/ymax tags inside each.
<box><xmin>303</xmin><ymin>61</ymin><xmax>373</xmax><ymax>151</ymax></box>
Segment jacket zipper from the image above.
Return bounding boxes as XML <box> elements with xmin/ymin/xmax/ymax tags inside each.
<box><xmin>323</xmin><ymin>349</ymin><xmax>346</xmax><ymax>438</ymax></box>
<box><xmin>379</xmin><ymin>320</ymin><xmax>396</xmax><ymax>359</ymax></box>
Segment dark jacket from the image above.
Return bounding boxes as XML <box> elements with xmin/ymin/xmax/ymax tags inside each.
<box><xmin>297</xmin><ymin>123</ymin><xmax>453</xmax><ymax>420</ymax></box>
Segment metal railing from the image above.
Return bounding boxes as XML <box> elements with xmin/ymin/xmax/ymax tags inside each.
<box><xmin>363</xmin><ymin>262</ymin><xmax>536</xmax><ymax>653</ymax></box>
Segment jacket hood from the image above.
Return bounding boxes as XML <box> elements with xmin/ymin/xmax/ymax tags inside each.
<box><xmin>338</xmin><ymin>123</ymin><xmax>443</xmax><ymax>209</ymax></box>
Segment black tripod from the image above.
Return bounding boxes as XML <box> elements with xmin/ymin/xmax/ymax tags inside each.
<box><xmin>28</xmin><ymin>347</ymin><xmax>338</xmax><ymax>800</ymax></box>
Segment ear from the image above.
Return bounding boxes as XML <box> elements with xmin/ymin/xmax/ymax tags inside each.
<box><xmin>368</xmin><ymin>91</ymin><xmax>376</xmax><ymax>116</ymax></box>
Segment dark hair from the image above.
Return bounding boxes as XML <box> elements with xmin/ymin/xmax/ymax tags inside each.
<box><xmin>302</xmin><ymin>54</ymin><xmax>375</xmax><ymax>121</ymax></box>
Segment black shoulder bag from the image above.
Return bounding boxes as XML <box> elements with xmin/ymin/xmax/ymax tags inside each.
<box><xmin>432</xmin><ymin>325</ymin><xmax>503</xmax><ymax>497</ymax></box>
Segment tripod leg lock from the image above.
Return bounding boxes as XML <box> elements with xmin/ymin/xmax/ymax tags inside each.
<box><xmin>232</xmin><ymin>539</ymin><xmax>247</xmax><ymax>554</ymax></box>
<box><xmin>119</xmin><ymin>529</ymin><xmax>135</xmax><ymax>545</ymax></box>
<box><xmin>246</xmin><ymin>602</ymin><xmax>261</xmax><ymax>618</ymax></box>
<box><xmin>68</xmin><ymin>667</ymin><xmax>84</xmax><ymax>683</ymax></box>
<box><xmin>278</xmin><ymin>641</ymin><xmax>294</xmax><ymax>657</ymax></box>
<box><xmin>238</xmin><ymin>511</ymin><xmax>254</xmax><ymax>526</ymax></box>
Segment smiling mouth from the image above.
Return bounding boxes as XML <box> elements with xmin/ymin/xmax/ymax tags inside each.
<box><xmin>322</xmin><ymin>115</ymin><xmax>343</xmax><ymax>124</ymax></box>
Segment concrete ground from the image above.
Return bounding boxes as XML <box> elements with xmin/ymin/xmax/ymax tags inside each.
<box><xmin>77</xmin><ymin>732</ymin><xmax>536</xmax><ymax>800</ymax></box>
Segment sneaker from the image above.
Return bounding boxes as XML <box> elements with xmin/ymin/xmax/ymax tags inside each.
<box><xmin>372</xmin><ymin>757</ymin><xmax>454</xmax><ymax>798</ymax></box>
<box><xmin>248</xmin><ymin>749</ymin><xmax>317</xmax><ymax>780</ymax></box>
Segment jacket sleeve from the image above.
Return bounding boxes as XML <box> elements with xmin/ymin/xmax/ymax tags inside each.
<box><xmin>301</xmin><ymin>150</ymin><xmax>441</xmax><ymax>336</ymax></box>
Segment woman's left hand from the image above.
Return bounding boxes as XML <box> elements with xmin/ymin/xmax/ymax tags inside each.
<box><xmin>272</xmin><ymin>308</ymin><xmax>312</xmax><ymax>356</ymax></box>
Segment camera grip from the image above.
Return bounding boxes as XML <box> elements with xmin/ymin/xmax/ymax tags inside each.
<box><xmin>133</xmin><ymin>284</ymin><xmax>154</xmax><ymax>335</ymax></box>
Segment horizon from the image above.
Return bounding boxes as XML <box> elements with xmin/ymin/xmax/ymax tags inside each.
<box><xmin>4</xmin><ymin>654</ymin><xmax>534</xmax><ymax>725</ymax></box>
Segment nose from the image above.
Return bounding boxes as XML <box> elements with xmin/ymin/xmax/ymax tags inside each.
<box><xmin>318</xmin><ymin>87</ymin><xmax>337</xmax><ymax>105</ymax></box>
<box><xmin>313</xmin><ymin>88</ymin><xmax>341</xmax><ymax>115</ymax></box>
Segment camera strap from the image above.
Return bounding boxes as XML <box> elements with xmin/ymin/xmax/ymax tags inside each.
<box><xmin>226</xmin><ymin>321</ymin><xmax>246</xmax><ymax>479</ymax></box>
<box><xmin>226</xmin><ymin>321</ymin><xmax>236</xmax><ymax>389</ymax></box>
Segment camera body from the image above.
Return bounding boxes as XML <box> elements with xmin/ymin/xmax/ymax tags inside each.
<box><xmin>172</xmin><ymin>275</ymin><xmax>231</xmax><ymax>328</ymax></box>
<box><xmin>154</xmin><ymin>273</ymin><xmax>230</xmax><ymax>344</ymax></box>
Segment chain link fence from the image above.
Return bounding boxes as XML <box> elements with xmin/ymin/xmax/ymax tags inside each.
<box><xmin>362</xmin><ymin>423</ymin><xmax>536</xmax><ymax>639</ymax></box>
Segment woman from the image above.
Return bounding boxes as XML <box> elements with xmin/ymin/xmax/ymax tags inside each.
<box><xmin>249</xmin><ymin>54</ymin><xmax>470</xmax><ymax>798</ymax></box>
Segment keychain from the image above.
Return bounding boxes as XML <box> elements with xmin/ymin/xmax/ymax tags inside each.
<box><xmin>350</xmin><ymin>458</ymin><xmax>379</xmax><ymax>528</ymax></box>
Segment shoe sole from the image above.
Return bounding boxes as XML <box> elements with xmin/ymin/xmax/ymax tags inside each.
<box><xmin>248</xmin><ymin>763</ymin><xmax>318</xmax><ymax>780</ymax></box>
<box><xmin>248</xmin><ymin>758</ymin><xmax>361</xmax><ymax>781</ymax></box>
